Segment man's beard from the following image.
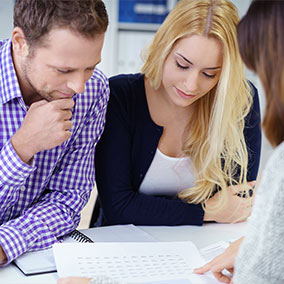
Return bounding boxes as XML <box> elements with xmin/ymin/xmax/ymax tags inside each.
<box><xmin>22</xmin><ymin>61</ymin><xmax>54</xmax><ymax>104</ymax></box>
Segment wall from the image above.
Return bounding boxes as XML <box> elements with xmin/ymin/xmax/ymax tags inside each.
<box><xmin>0</xmin><ymin>0</ymin><xmax>14</xmax><ymax>39</ymax></box>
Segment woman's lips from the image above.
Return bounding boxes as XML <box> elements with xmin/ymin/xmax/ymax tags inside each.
<box><xmin>175</xmin><ymin>87</ymin><xmax>196</xmax><ymax>99</ymax></box>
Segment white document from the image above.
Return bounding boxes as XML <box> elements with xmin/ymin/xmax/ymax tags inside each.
<box><xmin>53</xmin><ymin>241</ymin><xmax>221</xmax><ymax>283</ymax></box>
<box><xmin>200</xmin><ymin>241</ymin><xmax>229</xmax><ymax>262</ymax></box>
<box><xmin>14</xmin><ymin>224</ymin><xmax>156</xmax><ymax>275</ymax></box>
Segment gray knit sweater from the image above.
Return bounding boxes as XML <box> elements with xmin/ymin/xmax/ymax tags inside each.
<box><xmin>234</xmin><ymin>141</ymin><xmax>284</xmax><ymax>283</ymax></box>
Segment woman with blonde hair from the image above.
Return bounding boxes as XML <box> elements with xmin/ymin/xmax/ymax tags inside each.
<box><xmin>93</xmin><ymin>0</ymin><xmax>261</xmax><ymax>227</ymax></box>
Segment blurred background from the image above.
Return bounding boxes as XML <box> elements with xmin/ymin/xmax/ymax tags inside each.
<box><xmin>0</xmin><ymin>0</ymin><xmax>273</xmax><ymax>227</ymax></box>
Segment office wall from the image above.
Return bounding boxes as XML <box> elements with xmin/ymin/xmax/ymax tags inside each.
<box><xmin>0</xmin><ymin>0</ymin><xmax>14</xmax><ymax>39</ymax></box>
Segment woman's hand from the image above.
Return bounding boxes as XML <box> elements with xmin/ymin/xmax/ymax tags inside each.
<box><xmin>58</xmin><ymin>277</ymin><xmax>92</xmax><ymax>284</ymax></box>
<box><xmin>194</xmin><ymin>237</ymin><xmax>244</xmax><ymax>283</ymax></box>
<box><xmin>204</xmin><ymin>181</ymin><xmax>256</xmax><ymax>223</ymax></box>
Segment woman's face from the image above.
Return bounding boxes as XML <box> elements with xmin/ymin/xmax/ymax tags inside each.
<box><xmin>161</xmin><ymin>34</ymin><xmax>223</xmax><ymax>108</ymax></box>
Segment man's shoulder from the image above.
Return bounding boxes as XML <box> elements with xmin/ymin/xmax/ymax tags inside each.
<box><xmin>0</xmin><ymin>39</ymin><xmax>9</xmax><ymax>51</ymax></box>
<box><xmin>83</xmin><ymin>68</ymin><xmax>109</xmax><ymax>97</ymax></box>
<box><xmin>80</xmin><ymin>68</ymin><xmax>109</xmax><ymax>107</ymax></box>
<box><xmin>87</xmin><ymin>68</ymin><xmax>108</xmax><ymax>86</ymax></box>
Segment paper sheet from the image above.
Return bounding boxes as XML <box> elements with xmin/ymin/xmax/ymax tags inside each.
<box><xmin>53</xmin><ymin>241</ymin><xmax>207</xmax><ymax>283</ymax></box>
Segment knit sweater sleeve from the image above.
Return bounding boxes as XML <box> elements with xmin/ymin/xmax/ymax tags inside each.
<box><xmin>234</xmin><ymin>142</ymin><xmax>284</xmax><ymax>283</ymax></box>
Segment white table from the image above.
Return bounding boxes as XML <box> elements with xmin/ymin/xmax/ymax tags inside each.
<box><xmin>0</xmin><ymin>222</ymin><xmax>247</xmax><ymax>284</ymax></box>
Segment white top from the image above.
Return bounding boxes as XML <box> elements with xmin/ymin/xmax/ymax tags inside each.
<box><xmin>139</xmin><ymin>148</ymin><xmax>195</xmax><ymax>196</ymax></box>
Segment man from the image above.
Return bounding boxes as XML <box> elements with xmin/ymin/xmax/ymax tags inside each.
<box><xmin>0</xmin><ymin>0</ymin><xmax>109</xmax><ymax>265</ymax></box>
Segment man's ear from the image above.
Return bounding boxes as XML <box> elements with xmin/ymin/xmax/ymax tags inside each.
<box><xmin>12</xmin><ymin>27</ymin><xmax>30</xmax><ymax>57</ymax></box>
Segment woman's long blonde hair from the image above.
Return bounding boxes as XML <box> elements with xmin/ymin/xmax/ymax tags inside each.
<box><xmin>141</xmin><ymin>0</ymin><xmax>252</xmax><ymax>210</ymax></box>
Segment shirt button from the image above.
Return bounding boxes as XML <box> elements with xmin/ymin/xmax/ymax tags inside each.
<box><xmin>21</xmin><ymin>186</ymin><xmax>26</xmax><ymax>191</ymax></box>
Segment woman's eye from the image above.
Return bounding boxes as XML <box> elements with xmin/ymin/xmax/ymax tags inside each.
<box><xmin>176</xmin><ymin>61</ymin><xmax>188</xmax><ymax>70</ymax></box>
<box><xmin>203</xmin><ymin>73</ymin><xmax>216</xmax><ymax>79</ymax></box>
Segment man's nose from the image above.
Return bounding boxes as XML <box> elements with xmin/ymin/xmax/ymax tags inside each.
<box><xmin>67</xmin><ymin>73</ymin><xmax>86</xmax><ymax>94</ymax></box>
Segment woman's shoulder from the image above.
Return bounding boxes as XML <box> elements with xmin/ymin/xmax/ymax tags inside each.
<box><xmin>267</xmin><ymin>142</ymin><xmax>284</xmax><ymax>170</ymax></box>
<box><xmin>108</xmin><ymin>73</ymin><xmax>146</xmax><ymax>108</ymax></box>
<box><xmin>109</xmin><ymin>73</ymin><xmax>144</xmax><ymax>90</ymax></box>
<box><xmin>261</xmin><ymin>141</ymin><xmax>284</xmax><ymax>183</ymax></box>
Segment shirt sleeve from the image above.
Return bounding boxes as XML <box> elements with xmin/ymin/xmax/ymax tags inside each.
<box><xmin>0</xmin><ymin>76</ymin><xmax>109</xmax><ymax>264</ymax></box>
<box><xmin>234</xmin><ymin>143</ymin><xmax>284</xmax><ymax>283</ymax></box>
<box><xmin>0</xmin><ymin>140</ymin><xmax>36</xmax><ymax>206</ymax></box>
<box><xmin>95</xmin><ymin>80</ymin><xmax>205</xmax><ymax>226</ymax></box>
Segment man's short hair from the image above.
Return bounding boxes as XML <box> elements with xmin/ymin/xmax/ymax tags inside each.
<box><xmin>14</xmin><ymin>0</ymin><xmax>109</xmax><ymax>47</ymax></box>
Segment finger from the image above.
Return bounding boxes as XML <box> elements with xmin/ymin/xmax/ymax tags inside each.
<box><xmin>227</xmin><ymin>268</ymin><xmax>234</xmax><ymax>274</ymax></box>
<box><xmin>213</xmin><ymin>271</ymin><xmax>231</xmax><ymax>283</ymax></box>
<box><xmin>194</xmin><ymin>264</ymin><xmax>211</xmax><ymax>274</ymax></box>
<box><xmin>247</xmin><ymin>180</ymin><xmax>256</xmax><ymax>187</ymax></box>
<box><xmin>52</xmin><ymin>98</ymin><xmax>75</xmax><ymax>110</ymax></box>
<box><xmin>63</xmin><ymin>121</ymin><xmax>73</xmax><ymax>131</ymax></box>
<box><xmin>62</xmin><ymin>109</ymin><xmax>73</xmax><ymax>120</ymax></box>
<box><xmin>194</xmin><ymin>255</ymin><xmax>225</xmax><ymax>274</ymax></box>
<box><xmin>30</xmin><ymin>99</ymin><xmax>49</xmax><ymax>109</ymax></box>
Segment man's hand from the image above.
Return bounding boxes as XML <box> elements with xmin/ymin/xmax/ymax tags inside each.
<box><xmin>194</xmin><ymin>237</ymin><xmax>244</xmax><ymax>283</ymax></box>
<box><xmin>0</xmin><ymin>245</ymin><xmax>7</xmax><ymax>264</ymax></box>
<box><xmin>11</xmin><ymin>98</ymin><xmax>74</xmax><ymax>164</ymax></box>
<box><xmin>204</xmin><ymin>181</ymin><xmax>256</xmax><ymax>223</ymax></box>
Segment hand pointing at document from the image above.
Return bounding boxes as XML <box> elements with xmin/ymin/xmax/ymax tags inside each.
<box><xmin>194</xmin><ymin>237</ymin><xmax>244</xmax><ymax>283</ymax></box>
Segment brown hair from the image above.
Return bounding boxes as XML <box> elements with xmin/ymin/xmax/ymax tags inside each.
<box><xmin>14</xmin><ymin>0</ymin><xmax>108</xmax><ymax>47</ymax></box>
<box><xmin>238</xmin><ymin>0</ymin><xmax>284</xmax><ymax>147</ymax></box>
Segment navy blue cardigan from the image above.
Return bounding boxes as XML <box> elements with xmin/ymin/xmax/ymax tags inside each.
<box><xmin>95</xmin><ymin>73</ymin><xmax>261</xmax><ymax>226</ymax></box>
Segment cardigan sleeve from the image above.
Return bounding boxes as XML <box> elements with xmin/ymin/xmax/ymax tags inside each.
<box><xmin>244</xmin><ymin>84</ymin><xmax>261</xmax><ymax>181</ymax></box>
<box><xmin>95</xmin><ymin>75</ymin><xmax>205</xmax><ymax>226</ymax></box>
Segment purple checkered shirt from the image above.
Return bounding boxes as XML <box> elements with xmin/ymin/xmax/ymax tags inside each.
<box><xmin>0</xmin><ymin>39</ymin><xmax>109</xmax><ymax>264</ymax></box>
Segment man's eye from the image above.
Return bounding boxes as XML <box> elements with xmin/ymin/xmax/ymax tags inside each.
<box><xmin>57</xmin><ymin>69</ymin><xmax>71</xmax><ymax>74</ymax></box>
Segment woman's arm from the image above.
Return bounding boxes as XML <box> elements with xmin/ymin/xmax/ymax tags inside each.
<box><xmin>244</xmin><ymin>83</ymin><xmax>262</xmax><ymax>181</ymax></box>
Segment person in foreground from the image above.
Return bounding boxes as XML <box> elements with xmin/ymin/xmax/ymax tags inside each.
<box><xmin>195</xmin><ymin>0</ymin><xmax>284</xmax><ymax>283</ymax></box>
<box><xmin>0</xmin><ymin>0</ymin><xmax>109</xmax><ymax>265</ymax></box>
<box><xmin>93</xmin><ymin>0</ymin><xmax>261</xmax><ymax>227</ymax></box>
